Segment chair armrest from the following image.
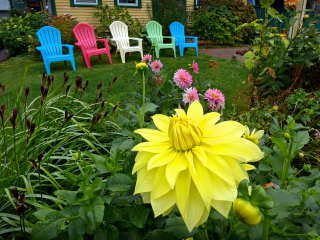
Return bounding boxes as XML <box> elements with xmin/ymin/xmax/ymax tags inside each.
<box><xmin>162</xmin><ymin>36</ymin><xmax>175</xmax><ymax>44</ymax></box>
<box><xmin>61</xmin><ymin>44</ymin><xmax>74</xmax><ymax>49</ymax></box>
<box><xmin>185</xmin><ymin>36</ymin><xmax>198</xmax><ymax>40</ymax></box>
<box><xmin>129</xmin><ymin>37</ymin><xmax>142</xmax><ymax>41</ymax></box>
<box><xmin>97</xmin><ymin>39</ymin><xmax>109</xmax><ymax>48</ymax></box>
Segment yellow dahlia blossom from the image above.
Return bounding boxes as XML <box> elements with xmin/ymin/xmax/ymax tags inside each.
<box><xmin>243</xmin><ymin>126</ymin><xmax>264</xmax><ymax>145</ymax></box>
<box><xmin>132</xmin><ymin>100</ymin><xmax>264</xmax><ymax>232</ymax></box>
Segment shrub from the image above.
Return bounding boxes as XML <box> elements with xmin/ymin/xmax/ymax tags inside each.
<box><xmin>148</xmin><ymin>0</ymin><xmax>187</xmax><ymax>36</ymax></box>
<box><xmin>46</xmin><ymin>14</ymin><xmax>79</xmax><ymax>45</ymax></box>
<box><xmin>93</xmin><ymin>3</ymin><xmax>141</xmax><ymax>38</ymax></box>
<box><xmin>191</xmin><ymin>4</ymin><xmax>239</xmax><ymax>44</ymax></box>
<box><xmin>0</xmin><ymin>11</ymin><xmax>49</xmax><ymax>56</ymax></box>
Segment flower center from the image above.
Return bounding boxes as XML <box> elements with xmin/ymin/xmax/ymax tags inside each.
<box><xmin>168</xmin><ymin>115</ymin><xmax>203</xmax><ymax>151</ymax></box>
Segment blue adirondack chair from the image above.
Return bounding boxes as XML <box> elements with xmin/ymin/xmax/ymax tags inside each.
<box><xmin>36</xmin><ymin>26</ymin><xmax>76</xmax><ymax>74</ymax></box>
<box><xmin>169</xmin><ymin>22</ymin><xmax>198</xmax><ymax>57</ymax></box>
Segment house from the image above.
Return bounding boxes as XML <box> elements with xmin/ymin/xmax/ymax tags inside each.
<box><xmin>0</xmin><ymin>0</ymin><xmax>10</xmax><ymax>19</ymax></box>
<box><xmin>49</xmin><ymin>0</ymin><xmax>197</xmax><ymax>26</ymax></box>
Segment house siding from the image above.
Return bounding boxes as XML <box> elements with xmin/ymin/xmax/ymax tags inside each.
<box><xmin>55</xmin><ymin>0</ymin><xmax>196</xmax><ymax>26</ymax></box>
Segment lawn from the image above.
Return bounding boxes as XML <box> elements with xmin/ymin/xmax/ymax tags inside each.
<box><xmin>0</xmin><ymin>48</ymin><xmax>250</xmax><ymax>117</ymax></box>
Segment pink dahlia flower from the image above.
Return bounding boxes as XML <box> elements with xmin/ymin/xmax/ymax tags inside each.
<box><xmin>150</xmin><ymin>60</ymin><xmax>163</xmax><ymax>73</ymax></box>
<box><xmin>141</xmin><ymin>54</ymin><xmax>152</xmax><ymax>64</ymax></box>
<box><xmin>173</xmin><ymin>69</ymin><xmax>193</xmax><ymax>89</ymax></box>
<box><xmin>192</xmin><ymin>60</ymin><xmax>199</xmax><ymax>73</ymax></box>
<box><xmin>183</xmin><ymin>87</ymin><xmax>199</xmax><ymax>105</ymax></box>
<box><xmin>204</xmin><ymin>88</ymin><xmax>225</xmax><ymax>111</ymax></box>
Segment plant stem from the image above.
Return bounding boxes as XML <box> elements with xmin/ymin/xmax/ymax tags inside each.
<box><xmin>262</xmin><ymin>212</ymin><xmax>271</xmax><ymax>240</ymax></box>
<box><xmin>13</xmin><ymin>129</ymin><xmax>20</xmax><ymax>176</ymax></box>
<box><xmin>141</xmin><ymin>72</ymin><xmax>145</xmax><ymax>128</ymax></box>
<box><xmin>38</xmin><ymin>167</ymin><xmax>43</xmax><ymax>204</ymax></box>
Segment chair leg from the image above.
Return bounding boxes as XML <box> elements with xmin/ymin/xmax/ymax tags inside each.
<box><xmin>155</xmin><ymin>47</ymin><xmax>160</xmax><ymax>58</ymax></box>
<box><xmin>196</xmin><ymin>47</ymin><xmax>198</xmax><ymax>57</ymax></box>
<box><xmin>99</xmin><ymin>55</ymin><xmax>101</xmax><ymax>60</ymax></box>
<box><xmin>70</xmin><ymin>59</ymin><xmax>76</xmax><ymax>72</ymax></box>
<box><xmin>140</xmin><ymin>50</ymin><xmax>143</xmax><ymax>59</ymax></box>
<box><xmin>64</xmin><ymin>60</ymin><xmax>67</xmax><ymax>66</ymax></box>
<box><xmin>120</xmin><ymin>50</ymin><xmax>125</xmax><ymax>64</ymax></box>
<box><xmin>84</xmin><ymin>55</ymin><xmax>91</xmax><ymax>68</ymax></box>
<box><xmin>44</xmin><ymin>61</ymin><xmax>51</xmax><ymax>75</ymax></box>
<box><xmin>107</xmin><ymin>51</ymin><xmax>112</xmax><ymax>64</ymax></box>
<box><xmin>83</xmin><ymin>56</ymin><xmax>85</xmax><ymax>63</ymax></box>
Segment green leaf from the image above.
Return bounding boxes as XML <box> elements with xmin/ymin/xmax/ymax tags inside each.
<box><xmin>79</xmin><ymin>196</ymin><xmax>104</xmax><ymax>231</ymax></box>
<box><xmin>86</xmin><ymin>152</ymin><xmax>111</xmax><ymax>174</ymax></box>
<box><xmin>141</xmin><ymin>103</ymin><xmax>158</xmax><ymax>114</ymax></box>
<box><xmin>269</xmin><ymin>148</ymin><xmax>285</xmax><ymax>179</ymax></box>
<box><xmin>290</xmin><ymin>169</ymin><xmax>320</xmax><ymax>193</ymax></box>
<box><xmin>238</xmin><ymin>179</ymin><xmax>250</xmax><ymax>199</ymax></box>
<box><xmin>103</xmin><ymin>195</ymin><xmax>113</xmax><ymax>204</ymax></box>
<box><xmin>164</xmin><ymin>216</ymin><xmax>198</xmax><ymax>239</ymax></box>
<box><xmin>54</xmin><ymin>190</ymin><xmax>80</xmax><ymax>205</ymax></box>
<box><xmin>104</xmin><ymin>204</ymin><xmax>119</xmax><ymax>224</ymax></box>
<box><xmin>128</xmin><ymin>204</ymin><xmax>149</xmax><ymax>228</ymax></box>
<box><xmin>265</xmin><ymin>188</ymin><xmax>301</xmax><ymax>221</ymax></box>
<box><xmin>33</xmin><ymin>209</ymin><xmax>56</xmax><ymax>222</ymax></box>
<box><xmin>31</xmin><ymin>212</ymin><xmax>67</xmax><ymax>240</ymax></box>
<box><xmin>94</xmin><ymin>225</ymin><xmax>119</xmax><ymax>240</ymax></box>
<box><xmin>271</xmin><ymin>138</ymin><xmax>288</xmax><ymax>158</ymax></box>
<box><xmin>290</xmin><ymin>131</ymin><xmax>309</xmax><ymax>158</ymax></box>
<box><xmin>144</xmin><ymin>229</ymin><xmax>176</xmax><ymax>240</ymax></box>
<box><xmin>68</xmin><ymin>217</ymin><xmax>86</xmax><ymax>238</ymax></box>
<box><xmin>91</xmin><ymin>177</ymin><xmax>103</xmax><ymax>192</ymax></box>
<box><xmin>106</xmin><ymin>173</ymin><xmax>133</xmax><ymax>192</ymax></box>
<box><xmin>255</xmin><ymin>196</ymin><xmax>275</xmax><ymax>209</ymax></box>
<box><xmin>251</xmin><ymin>186</ymin><xmax>267</xmax><ymax>203</ymax></box>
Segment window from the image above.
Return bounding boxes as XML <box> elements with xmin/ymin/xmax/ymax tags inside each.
<box><xmin>114</xmin><ymin>0</ymin><xmax>142</xmax><ymax>8</ymax></box>
<box><xmin>70</xmin><ymin>0</ymin><xmax>102</xmax><ymax>7</ymax></box>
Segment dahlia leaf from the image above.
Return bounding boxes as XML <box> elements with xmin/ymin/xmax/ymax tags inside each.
<box><xmin>128</xmin><ymin>204</ymin><xmax>149</xmax><ymax>228</ymax></box>
<box><xmin>164</xmin><ymin>216</ymin><xmax>198</xmax><ymax>238</ymax></box>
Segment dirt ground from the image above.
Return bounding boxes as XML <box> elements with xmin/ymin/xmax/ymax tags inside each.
<box><xmin>198</xmin><ymin>46</ymin><xmax>249</xmax><ymax>63</ymax></box>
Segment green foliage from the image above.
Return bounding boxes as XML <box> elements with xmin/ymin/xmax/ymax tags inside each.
<box><xmin>191</xmin><ymin>5</ymin><xmax>239</xmax><ymax>45</ymax></box>
<box><xmin>148</xmin><ymin>0</ymin><xmax>187</xmax><ymax>36</ymax></box>
<box><xmin>47</xmin><ymin>14</ymin><xmax>79</xmax><ymax>45</ymax></box>
<box><xmin>0</xmin><ymin>11</ymin><xmax>49</xmax><ymax>56</ymax></box>
<box><xmin>93</xmin><ymin>3</ymin><xmax>141</xmax><ymax>38</ymax></box>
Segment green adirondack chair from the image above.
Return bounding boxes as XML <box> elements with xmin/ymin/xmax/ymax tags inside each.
<box><xmin>146</xmin><ymin>21</ymin><xmax>176</xmax><ymax>58</ymax></box>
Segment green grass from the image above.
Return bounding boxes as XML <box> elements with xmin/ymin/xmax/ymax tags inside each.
<box><xmin>0</xmin><ymin>48</ymin><xmax>250</xmax><ymax>116</ymax></box>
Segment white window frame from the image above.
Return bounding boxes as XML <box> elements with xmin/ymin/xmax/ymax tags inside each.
<box><xmin>73</xmin><ymin>0</ymin><xmax>99</xmax><ymax>6</ymax></box>
<box><xmin>117</xmin><ymin>0</ymin><xmax>138</xmax><ymax>7</ymax></box>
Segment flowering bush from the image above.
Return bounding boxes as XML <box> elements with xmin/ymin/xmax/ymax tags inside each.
<box><xmin>0</xmin><ymin>11</ymin><xmax>49</xmax><ymax>56</ymax></box>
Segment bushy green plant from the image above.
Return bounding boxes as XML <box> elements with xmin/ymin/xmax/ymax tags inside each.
<box><xmin>239</xmin><ymin>0</ymin><xmax>320</xmax><ymax>99</ymax></box>
<box><xmin>93</xmin><ymin>3</ymin><xmax>141</xmax><ymax>38</ymax></box>
<box><xmin>191</xmin><ymin>4</ymin><xmax>239</xmax><ymax>44</ymax></box>
<box><xmin>148</xmin><ymin>0</ymin><xmax>187</xmax><ymax>36</ymax></box>
<box><xmin>0</xmin><ymin>11</ymin><xmax>49</xmax><ymax>56</ymax></box>
<box><xmin>46</xmin><ymin>14</ymin><xmax>78</xmax><ymax>45</ymax></box>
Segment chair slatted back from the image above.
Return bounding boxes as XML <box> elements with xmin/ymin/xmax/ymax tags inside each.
<box><xmin>169</xmin><ymin>21</ymin><xmax>186</xmax><ymax>45</ymax></box>
<box><xmin>37</xmin><ymin>26</ymin><xmax>63</xmax><ymax>57</ymax></box>
<box><xmin>146</xmin><ymin>21</ymin><xmax>164</xmax><ymax>44</ymax></box>
<box><xmin>109</xmin><ymin>21</ymin><xmax>130</xmax><ymax>48</ymax></box>
<box><xmin>73</xmin><ymin>23</ymin><xmax>98</xmax><ymax>51</ymax></box>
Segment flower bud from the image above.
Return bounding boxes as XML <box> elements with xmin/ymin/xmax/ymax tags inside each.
<box><xmin>25</xmin><ymin>86</ymin><xmax>29</xmax><ymax>98</ymax></box>
<box><xmin>284</xmin><ymin>133</ymin><xmax>291</xmax><ymax>140</ymax></box>
<box><xmin>9</xmin><ymin>116</ymin><xmax>15</xmax><ymax>129</ymax></box>
<box><xmin>303</xmin><ymin>14</ymin><xmax>309</xmax><ymax>21</ymax></box>
<box><xmin>64</xmin><ymin>71</ymin><xmax>66</xmax><ymax>78</ymax></box>
<box><xmin>12</xmin><ymin>187</ymin><xmax>19</xmax><ymax>200</ymax></box>
<box><xmin>43</xmin><ymin>71</ymin><xmax>46</xmax><ymax>78</ymax></box>
<box><xmin>41</xmin><ymin>85</ymin><xmax>45</xmax><ymax>95</ymax></box>
<box><xmin>272</xmin><ymin>103</ymin><xmax>279</xmax><ymax>111</ymax></box>
<box><xmin>101</xmin><ymin>101</ymin><xmax>105</xmax><ymax>109</ymax></box>
<box><xmin>92</xmin><ymin>114</ymin><xmax>96</xmax><ymax>125</ymax></box>
<box><xmin>111</xmin><ymin>102</ymin><xmax>119</xmax><ymax>114</ymax></box>
<box><xmin>66</xmin><ymin>84</ymin><xmax>72</xmax><ymax>97</ymax></box>
<box><xmin>12</xmin><ymin>108</ymin><xmax>18</xmax><ymax>121</ymax></box>
<box><xmin>20</xmin><ymin>193</ymin><xmax>25</xmax><ymax>204</ymax></box>
<box><xmin>104</xmin><ymin>110</ymin><xmax>109</xmax><ymax>117</ymax></box>
<box><xmin>299</xmin><ymin>152</ymin><xmax>305</xmax><ymax>158</ymax></box>
<box><xmin>85</xmin><ymin>80</ymin><xmax>89</xmax><ymax>88</ymax></box>
<box><xmin>66</xmin><ymin>114</ymin><xmax>73</xmax><ymax>122</ymax></box>
<box><xmin>113</xmin><ymin>76</ymin><xmax>117</xmax><ymax>84</ymax></box>
<box><xmin>74</xmin><ymin>152</ymin><xmax>79</xmax><ymax>159</ymax></box>
<box><xmin>38</xmin><ymin>152</ymin><xmax>44</xmax><ymax>163</ymax></box>
<box><xmin>99</xmin><ymin>82</ymin><xmax>102</xmax><ymax>89</ymax></box>
<box><xmin>99</xmin><ymin>92</ymin><xmax>102</xmax><ymax>100</ymax></box>
<box><xmin>26</xmin><ymin>119</ymin><xmax>31</xmax><ymax>129</ymax></box>
<box><xmin>30</xmin><ymin>158</ymin><xmax>38</xmax><ymax>169</ymax></box>
<box><xmin>1</xmin><ymin>104</ymin><xmax>4</xmax><ymax>113</ymax></box>
<box><xmin>233</xmin><ymin>198</ymin><xmax>262</xmax><ymax>226</ymax></box>
<box><xmin>30</xmin><ymin>123</ymin><xmax>36</xmax><ymax>135</ymax></box>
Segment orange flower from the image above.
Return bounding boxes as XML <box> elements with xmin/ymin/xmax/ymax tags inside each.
<box><xmin>284</xmin><ymin>0</ymin><xmax>301</xmax><ymax>9</ymax></box>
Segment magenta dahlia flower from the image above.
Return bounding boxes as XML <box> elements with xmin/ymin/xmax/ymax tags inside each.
<box><xmin>192</xmin><ymin>60</ymin><xmax>199</xmax><ymax>73</ymax></box>
<box><xmin>141</xmin><ymin>54</ymin><xmax>152</xmax><ymax>64</ymax></box>
<box><xmin>182</xmin><ymin>87</ymin><xmax>199</xmax><ymax>105</ymax></box>
<box><xmin>150</xmin><ymin>60</ymin><xmax>163</xmax><ymax>73</ymax></box>
<box><xmin>173</xmin><ymin>69</ymin><xmax>193</xmax><ymax>89</ymax></box>
<box><xmin>204</xmin><ymin>88</ymin><xmax>225</xmax><ymax>111</ymax></box>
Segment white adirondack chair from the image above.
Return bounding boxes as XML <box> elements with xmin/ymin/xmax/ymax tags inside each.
<box><xmin>109</xmin><ymin>21</ymin><xmax>143</xmax><ymax>63</ymax></box>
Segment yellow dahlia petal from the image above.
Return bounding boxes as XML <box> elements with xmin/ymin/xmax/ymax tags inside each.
<box><xmin>209</xmin><ymin>172</ymin><xmax>237</xmax><ymax>201</ymax></box>
<box><xmin>200</xmin><ymin>139</ymin><xmax>264</xmax><ymax>162</ymax></box>
<box><xmin>152</xmin><ymin>114</ymin><xmax>170</xmax><ymax>133</ymax></box>
<box><xmin>132</xmin><ymin>151</ymin><xmax>156</xmax><ymax>174</ymax></box>
<box><xmin>241</xmin><ymin>163</ymin><xmax>256</xmax><ymax>171</ymax></box>
<box><xmin>192</xmin><ymin>146</ymin><xmax>207</xmax><ymax>166</ymax></box>
<box><xmin>175</xmin><ymin>108</ymin><xmax>187</xmax><ymax>118</ymax></box>
<box><xmin>198</xmin><ymin>112</ymin><xmax>220</xmax><ymax>131</ymax></box>
<box><xmin>134</xmin><ymin>167</ymin><xmax>156</xmax><ymax>194</ymax></box>
<box><xmin>166</xmin><ymin>151</ymin><xmax>188</xmax><ymax>189</ymax></box>
<box><xmin>147</xmin><ymin>148</ymin><xmax>177</xmax><ymax>170</ymax></box>
<box><xmin>203</xmin><ymin>121</ymin><xmax>245</xmax><ymax>138</ymax></box>
<box><xmin>202</xmin><ymin>136</ymin><xmax>239</xmax><ymax>145</ymax></box>
<box><xmin>151</xmin><ymin>189</ymin><xmax>176</xmax><ymax>217</ymax></box>
<box><xmin>205</xmin><ymin>153</ymin><xmax>236</xmax><ymax>187</ymax></box>
<box><xmin>175</xmin><ymin>170</ymin><xmax>191</xmax><ymax>222</ymax></box>
<box><xmin>132</xmin><ymin>141</ymin><xmax>172</xmax><ymax>153</ymax></box>
<box><xmin>141</xmin><ymin>192</ymin><xmax>151</xmax><ymax>203</ymax></box>
<box><xmin>196</xmin><ymin>207</ymin><xmax>211</xmax><ymax>228</ymax></box>
<box><xmin>162</xmin><ymin>205</ymin><xmax>175</xmax><ymax>217</ymax></box>
<box><xmin>184</xmin><ymin>180</ymin><xmax>206</xmax><ymax>232</ymax></box>
<box><xmin>189</xmin><ymin>157</ymin><xmax>213</xmax><ymax>211</ymax></box>
<box><xmin>134</xmin><ymin>128</ymin><xmax>169</xmax><ymax>142</ymax></box>
<box><xmin>223</xmin><ymin>156</ymin><xmax>249</xmax><ymax>184</ymax></box>
<box><xmin>152</xmin><ymin>166</ymin><xmax>172</xmax><ymax>199</ymax></box>
<box><xmin>186</xmin><ymin>150</ymin><xmax>196</xmax><ymax>173</ymax></box>
<box><xmin>187</xmin><ymin>100</ymin><xmax>203</xmax><ymax>124</ymax></box>
<box><xmin>211</xmin><ymin>200</ymin><xmax>232</xmax><ymax>218</ymax></box>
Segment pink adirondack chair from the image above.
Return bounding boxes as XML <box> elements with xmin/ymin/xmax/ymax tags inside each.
<box><xmin>73</xmin><ymin>23</ymin><xmax>112</xmax><ymax>68</ymax></box>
